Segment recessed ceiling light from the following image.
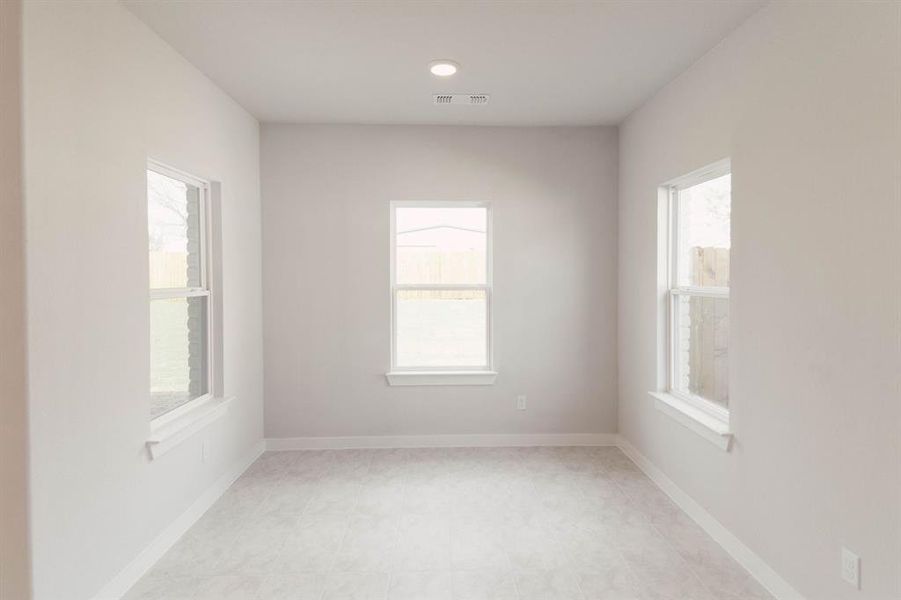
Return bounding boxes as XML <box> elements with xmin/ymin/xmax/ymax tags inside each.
<box><xmin>429</xmin><ymin>60</ymin><xmax>459</xmax><ymax>77</ymax></box>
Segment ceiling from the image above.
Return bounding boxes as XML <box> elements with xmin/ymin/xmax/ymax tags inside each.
<box><xmin>123</xmin><ymin>0</ymin><xmax>764</xmax><ymax>126</ymax></box>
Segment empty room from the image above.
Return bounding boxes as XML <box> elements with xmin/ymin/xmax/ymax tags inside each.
<box><xmin>1</xmin><ymin>1</ymin><xmax>899</xmax><ymax>599</ymax></box>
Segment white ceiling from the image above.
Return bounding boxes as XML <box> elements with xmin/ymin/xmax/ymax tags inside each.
<box><xmin>123</xmin><ymin>0</ymin><xmax>764</xmax><ymax>126</ymax></box>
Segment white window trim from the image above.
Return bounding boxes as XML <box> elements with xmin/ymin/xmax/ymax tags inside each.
<box><xmin>386</xmin><ymin>200</ymin><xmax>496</xmax><ymax>386</ymax></box>
<box><xmin>147</xmin><ymin>395</ymin><xmax>234</xmax><ymax>460</ymax></box>
<box><xmin>651</xmin><ymin>159</ymin><xmax>733</xmax><ymax>451</ymax></box>
<box><xmin>650</xmin><ymin>392</ymin><xmax>732</xmax><ymax>451</ymax></box>
<box><xmin>146</xmin><ymin>160</ymin><xmax>228</xmax><ymax>458</ymax></box>
<box><xmin>385</xmin><ymin>371</ymin><xmax>497</xmax><ymax>386</ymax></box>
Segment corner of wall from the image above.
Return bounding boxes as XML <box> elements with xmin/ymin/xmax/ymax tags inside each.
<box><xmin>0</xmin><ymin>0</ymin><xmax>33</xmax><ymax>597</ymax></box>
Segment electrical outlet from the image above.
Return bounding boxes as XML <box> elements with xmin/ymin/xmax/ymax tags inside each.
<box><xmin>516</xmin><ymin>395</ymin><xmax>527</xmax><ymax>410</ymax></box>
<box><xmin>841</xmin><ymin>547</ymin><xmax>860</xmax><ymax>589</ymax></box>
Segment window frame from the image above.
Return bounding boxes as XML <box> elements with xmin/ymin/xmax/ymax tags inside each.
<box><xmin>388</xmin><ymin>200</ymin><xmax>494</xmax><ymax>376</ymax></box>
<box><xmin>147</xmin><ymin>159</ymin><xmax>215</xmax><ymax>427</ymax></box>
<box><xmin>665</xmin><ymin>161</ymin><xmax>731</xmax><ymax>425</ymax></box>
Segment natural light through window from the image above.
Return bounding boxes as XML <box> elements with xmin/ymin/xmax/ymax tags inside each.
<box><xmin>388</xmin><ymin>202</ymin><xmax>494</xmax><ymax>384</ymax></box>
<box><xmin>669</xmin><ymin>168</ymin><xmax>731</xmax><ymax>417</ymax></box>
<box><xmin>148</xmin><ymin>164</ymin><xmax>212</xmax><ymax>420</ymax></box>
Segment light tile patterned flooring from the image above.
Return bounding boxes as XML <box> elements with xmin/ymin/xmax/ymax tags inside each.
<box><xmin>125</xmin><ymin>447</ymin><xmax>773</xmax><ymax>600</ymax></box>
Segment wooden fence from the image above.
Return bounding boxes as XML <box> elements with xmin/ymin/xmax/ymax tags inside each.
<box><xmin>687</xmin><ymin>247</ymin><xmax>729</xmax><ymax>406</ymax></box>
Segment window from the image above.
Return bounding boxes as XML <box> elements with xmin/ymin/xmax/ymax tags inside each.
<box><xmin>147</xmin><ymin>163</ymin><xmax>212</xmax><ymax>420</ymax></box>
<box><xmin>665</xmin><ymin>163</ymin><xmax>731</xmax><ymax>424</ymax></box>
<box><xmin>387</xmin><ymin>202</ymin><xmax>495</xmax><ymax>385</ymax></box>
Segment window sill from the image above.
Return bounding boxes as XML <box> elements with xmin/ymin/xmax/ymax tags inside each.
<box><xmin>146</xmin><ymin>396</ymin><xmax>234</xmax><ymax>460</ymax></box>
<box><xmin>649</xmin><ymin>392</ymin><xmax>733</xmax><ymax>452</ymax></box>
<box><xmin>386</xmin><ymin>371</ymin><xmax>498</xmax><ymax>386</ymax></box>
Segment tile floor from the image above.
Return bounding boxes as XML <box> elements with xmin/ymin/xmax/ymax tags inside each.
<box><xmin>125</xmin><ymin>447</ymin><xmax>773</xmax><ymax>600</ymax></box>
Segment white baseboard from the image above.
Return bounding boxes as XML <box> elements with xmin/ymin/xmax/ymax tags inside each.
<box><xmin>265</xmin><ymin>432</ymin><xmax>619</xmax><ymax>450</ymax></box>
<box><xmin>91</xmin><ymin>440</ymin><xmax>266</xmax><ymax>600</ymax></box>
<box><xmin>617</xmin><ymin>438</ymin><xmax>804</xmax><ymax>600</ymax></box>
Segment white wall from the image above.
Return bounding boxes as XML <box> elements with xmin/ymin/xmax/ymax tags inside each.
<box><xmin>262</xmin><ymin>125</ymin><xmax>618</xmax><ymax>439</ymax></box>
<box><xmin>618</xmin><ymin>2</ymin><xmax>900</xmax><ymax>598</ymax></box>
<box><xmin>22</xmin><ymin>1</ymin><xmax>263</xmax><ymax>598</ymax></box>
<box><xmin>1</xmin><ymin>0</ymin><xmax>32</xmax><ymax>597</ymax></box>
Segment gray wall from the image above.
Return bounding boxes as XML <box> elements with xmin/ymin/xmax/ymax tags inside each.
<box><xmin>0</xmin><ymin>0</ymin><xmax>32</xmax><ymax>597</ymax></box>
<box><xmin>22</xmin><ymin>2</ymin><xmax>264</xmax><ymax>598</ymax></box>
<box><xmin>618</xmin><ymin>2</ymin><xmax>901</xmax><ymax>598</ymax></box>
<box><xmin>262</xmin><ymin>125</ymin><xmax>618</xmax><ymax>439</ymax></box>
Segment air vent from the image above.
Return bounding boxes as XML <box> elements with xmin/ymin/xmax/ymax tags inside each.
<box><xmin>432</xmin><ymin>94</ymin><xmax>490</xmax><ymax>106</ymax></box>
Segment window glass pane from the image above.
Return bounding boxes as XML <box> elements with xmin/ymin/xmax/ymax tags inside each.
<box><xmin>395</xmin><ymin>289</ymin><xmax>487</xmax><ymax>367</ymax></box>
<box><xmin>148</xmin><ymin>169</ymin><xmax>203</xmax><ymax>289</ymax></box>
<box><xmin>150</xmin><ymin>296</ymin><xmax>208</xmax><ymax>419</ymax></box>
<box><xmin>673</xmin><ymin>294</ymin><xmax>729</xmax><ymax>408</ymax></box>
<box><xmin>677</xmin><ymin>173</ymin><xmax>730</xmax><ymax>287</ymax></box>
<box><xmin>395</xmin><ymin>207</ymin><xmax>487</xmax><ymax>284</ymax></box>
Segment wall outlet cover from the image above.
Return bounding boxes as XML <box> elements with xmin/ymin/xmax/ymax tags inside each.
<box><xmin>841</xmin><ymin>547</ymin><xmax>860</xmax><ymax>589</ymax></box>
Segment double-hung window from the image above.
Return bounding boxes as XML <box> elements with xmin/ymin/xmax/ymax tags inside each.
<box><xmin>387</xmin><ymin>202</ymin><xmax>495</xmax><ymax>385</ymax></box>
<box><xmin>659</xmin><ymin>161</ymin><xmax>732</xmax><ymax>442</ymax></box>
<box><xmin>147</xmin><ymin>162</ymin><xmax>212</xmax><ymax>421</ymax></box>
